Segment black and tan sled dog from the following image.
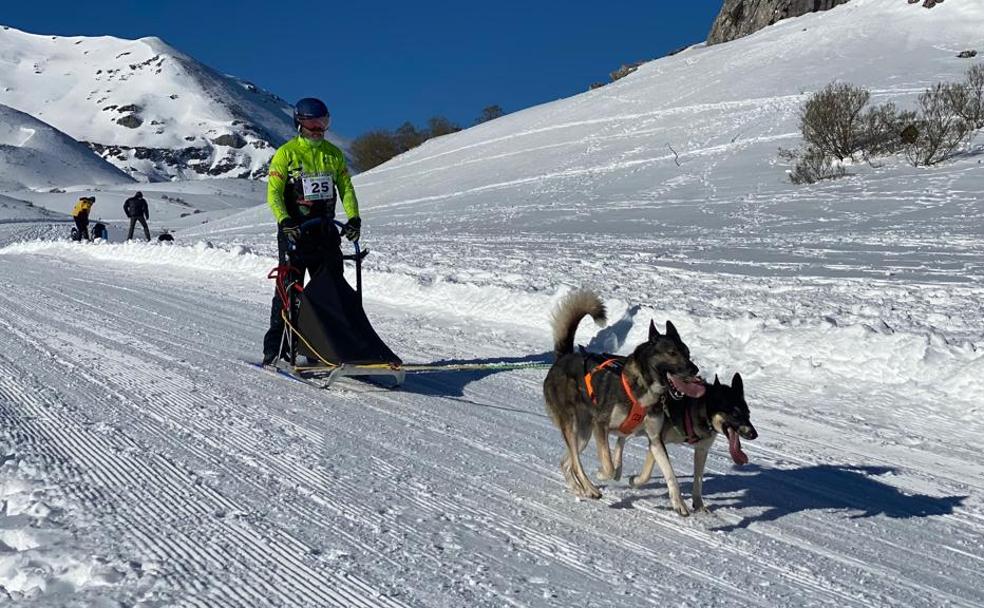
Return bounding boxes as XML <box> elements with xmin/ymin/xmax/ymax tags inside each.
<box><xmin>604</xmin><ymin>373</ymin><xmax>758</xmax><ymax>514</ymax></box>
<box><xmin>543</xmin><ymin>289</ymin><xmax>709</xmax><ymax>514</ymax></box>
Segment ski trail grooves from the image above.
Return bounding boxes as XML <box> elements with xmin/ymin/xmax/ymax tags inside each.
<box><xmin>1</xmin><ymin>248</ymin><xmax>983</xmax><ymax>606</ymax></box>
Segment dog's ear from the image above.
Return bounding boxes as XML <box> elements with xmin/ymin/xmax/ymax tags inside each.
<box><xmin>665</xmin><ymin>320</ymin><xmax>681</xmax><ymax>341</ymax></box>
<box><xmin>713</xmin><ymin>374</ymin><xmax>721</xmax><ymax>387</ymax></box>
<box><xmin>648</xmin><ymin>320</ymin><xmax>660</xmax><ymax>341</ymax></box>
<box><xmin>732</xmin><ymin>372</ymin><xmax>744</xmax><ymax>396</ymax></box>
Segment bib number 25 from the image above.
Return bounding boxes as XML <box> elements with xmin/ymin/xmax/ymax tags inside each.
<box><xmin>301</xmin><ymin>175</ymin><xmax>335</xmax><ymax>201</ymax></box>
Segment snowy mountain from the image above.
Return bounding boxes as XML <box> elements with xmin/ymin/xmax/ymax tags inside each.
<box><xmin>0</xmin><ymin>103</ymin><xmax>133</xmax><ymax>191</ymax></box>
<box><xmin>0</xmin><ymin>1</ymin><xmax>983</xmax><ymax>606</ymax></box>
<box><xmin>0</xmin><ymin>25</ymin><xmax>342</xmax><ymax>182</ymax></box>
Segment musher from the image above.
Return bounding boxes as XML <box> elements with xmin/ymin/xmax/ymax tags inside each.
<box><xmin>261</xmin><ymin>97</ymin><xmax>362</xmax><ymax>365</ymax></box>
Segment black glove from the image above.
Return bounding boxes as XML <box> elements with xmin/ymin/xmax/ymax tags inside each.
<box><xmin>342</xmin><ymin>216</ymin><xmax>361</xmax><ymax>241</ymax></box>
<box><xmin>279</xmin><ymin>218</ymin><xmax>301</xmax><ymax>243</ymax></box>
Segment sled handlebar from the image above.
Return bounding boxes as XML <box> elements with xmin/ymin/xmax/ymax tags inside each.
<box><xmin>292</xmin><ymin>217</ymin><xmax>367</xmax><ymax>301</ymax></box>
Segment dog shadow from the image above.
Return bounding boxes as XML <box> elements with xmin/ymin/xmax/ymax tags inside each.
<box><xmin>387</xmin><ymin>351</ymin><xmax>554</xmax><ymax>399</ymax></box>
<box><xmin>587</xmin><ymin>304</ymin><xmax>640</xmax><ymax>353</ymax></box>
<box><xmin>610</xmin><ymin>464</ymin><xmax>966</xmax><ymax>530</ymax></box>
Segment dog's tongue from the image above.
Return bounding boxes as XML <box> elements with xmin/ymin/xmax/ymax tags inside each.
<box><xmin>669</xmin><ymin>374</ymin><xmax>706</xmax><ymax>398</ymax></box>
<box><xmin>727</xmin><ymin>428</ymin><xmax>749</xmax><ymax>466</ymax></box>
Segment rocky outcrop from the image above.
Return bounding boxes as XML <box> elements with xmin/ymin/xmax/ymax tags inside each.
<box><xmin>707</xmin><ymin>0</ymin><xmax>851</xmax><ymax>45</ymax></box>
<box><xmin>85</xmin><ymin>141</ymin><xmax>266</xmax><ymax>181</ymax></box>
<box><xmin>211</xmin><ymin>133</ymin><xmax>247</xmax><ymax>148</ymax></box>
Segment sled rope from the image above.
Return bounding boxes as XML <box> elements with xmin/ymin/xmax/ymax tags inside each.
<box><xmin>280</xmin><ymin>309</ymin><xmax>548</xmax><ymax>373</ymax></box>
<box><xmin>271</xmin><ymin>265</ymin><xmax>551</xmax><ymax>375</ymax></box>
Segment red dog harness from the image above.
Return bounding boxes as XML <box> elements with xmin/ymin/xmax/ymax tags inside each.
<box><xmin>584</xmin><ymin>358</ymin><xmax>648</xmax><ymax>435</ymax></box>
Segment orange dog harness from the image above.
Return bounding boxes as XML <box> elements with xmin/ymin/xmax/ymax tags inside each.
<box><xmin>584</xmin><ymin>358</ymin><xmax>647</xmax><ymax>435</ymax></box>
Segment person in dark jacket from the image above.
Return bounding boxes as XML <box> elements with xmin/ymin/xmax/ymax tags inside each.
<box><xmin>124</xmin><ymin>191</ymin><xmax>151</xmax><ymax>241</ymax></box>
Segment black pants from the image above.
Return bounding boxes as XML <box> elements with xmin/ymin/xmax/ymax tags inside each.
<box><xmin>262</xmin><ymin>227</ymin><xmax>343</xmax><ymax>360</ymax></box>
<box><xmin>127</xmin><ymin>216</ymin><xmax>150</xmax><ymax>241</ymax></box>
<box><xmin>74</xmin><ymin>216</ymin><xmax>90</xmax><ymax>241</ymax></box>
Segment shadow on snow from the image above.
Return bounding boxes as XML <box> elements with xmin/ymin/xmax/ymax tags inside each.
<box><xmin>612</xmin><ymin>464</ymin><xmax>966</xmax><ymax>530</ymax></box>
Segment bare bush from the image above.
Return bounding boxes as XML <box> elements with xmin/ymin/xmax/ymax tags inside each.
<box><xmin>955</xmin><ymin>64</ymin><xmax>984</xmax><ymax>129</ymax></box>
<box><xmin>800</xmin><ymin>83</ymin><xmax>871</xmax><ymax>160</ymax></box>
<box><xmin>394</xmin><ymin>122</ymin><xmax>427</xmax><ymax>153</ymax></box>
<box><xmin>780</xmin><ymin>146</ymin><xmax>847</xmax><ymax>184</ymax></box>
<box><xmin>475</xmin><ymin>105</ymin><xmax>505</xmax><ymax>125</ymax></box>
<box><xmin>350</xmin><ymin>130</ymin><xmax>401</xmax><ymax>172</ymax></box>
<box><xmin>858</xmin><ymin>102</ymin><xmax>918</xmax><ymax>157</ymax></box>
<box><xmin>903</xmin><ymin>83</ymin><xmax>973</xmax><ymax>166</ymax></box>
<box><xmin>426</xmin><ymin>116</ymin><xmax>461</xmax><ymax>138</ymax></box>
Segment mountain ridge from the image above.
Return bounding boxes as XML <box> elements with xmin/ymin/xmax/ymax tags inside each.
<box><xmin>0</xmin><ymin>25</ymin><xmax>344</xmax><ymax>182</ymax></box>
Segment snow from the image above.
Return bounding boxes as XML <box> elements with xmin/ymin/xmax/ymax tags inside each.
<box><xmin>0</xmin><ymin>0</ymin><xmax>983</xmax><ymax>606</ymax></box>
<box><xmin>0</xmin><ymin>104</ymin><xmax>133</xmax><ymax>191</ymax></box>
<box><xmin>0</xmin><ymin>25</ymin><xmax>346</xmax><ymax>181</ymax></box>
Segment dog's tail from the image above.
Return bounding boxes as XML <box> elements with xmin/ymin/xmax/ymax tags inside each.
<box><xmin>550</xmin><ymin>289</ymin><xmax>607</xmax><ymax>358</ymax></box>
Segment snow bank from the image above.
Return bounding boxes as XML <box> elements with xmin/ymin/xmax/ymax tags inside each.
<box><xmin>4</xmin><ymin>239</ymin><xmax>980</xmax><ymax>411</ymax></box>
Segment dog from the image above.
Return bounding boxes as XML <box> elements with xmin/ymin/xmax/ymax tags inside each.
<box><xmin>543</xmin><ymin>289</ymin><xmax>707</xmax><ymax>514</ymax></box>
<box><xmin>601</xmin><ymin>373</ymin><xmax>758</xmax><ymax>514</ymax></box>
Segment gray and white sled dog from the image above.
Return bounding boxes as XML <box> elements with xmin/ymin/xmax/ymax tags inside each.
<box><xmin>602</xmin><ymin>372</ymin><xmax>758</xmax><ymax>514</ymax></box>
<box><xmin>543</xmin><ymin>289</ymin><xmax>711</xmax><ymax>515</ymax></box>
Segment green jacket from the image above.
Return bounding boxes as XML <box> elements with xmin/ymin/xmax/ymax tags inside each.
<box><xmin>266</xmin><ymin>136</ymin><xmax>359</xmax><ymax>224</ymax></box>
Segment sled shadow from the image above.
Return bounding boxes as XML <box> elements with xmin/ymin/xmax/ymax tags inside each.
<box><xmin>395</xmin><ymin>351</ymin><xmax>554</xmax><ymax>398</ymax></box>
<box><xmin>703</xmin><ymin>464</ymin><xmax>966</xmax><ymax>531</ymax></box>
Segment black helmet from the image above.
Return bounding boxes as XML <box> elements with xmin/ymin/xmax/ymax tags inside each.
<box><xmin>293</xmin><ymin>97</ymin><xmax>329</xmax><ymax>128</ymax></box>
<box><xmin>135</xmin><ymin>191</ymin><xmax>143</xmax><ymax>198</ymax></box>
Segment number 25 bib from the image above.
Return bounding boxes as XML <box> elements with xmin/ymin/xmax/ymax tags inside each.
<box><xmin>301</xmin><ymin>174</ymin><xmax>335</xmax><ymax>202</ymax></box>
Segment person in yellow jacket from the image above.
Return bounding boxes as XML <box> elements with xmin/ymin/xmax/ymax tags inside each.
<box><xmin>262</xmin><ymin>97</ymin><xmax>362</xmax><ymax>365</ymax></box>
<box><xmin>71</xmin><ymin>196</ymin><xmax>95</xmax><ymax>241</ymax></box>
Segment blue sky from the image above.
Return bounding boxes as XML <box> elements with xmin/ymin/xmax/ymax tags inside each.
<box><xmin>2</xmin><ymin>1</ymin><xmax>722</xmax><ymax>138</ymax></box>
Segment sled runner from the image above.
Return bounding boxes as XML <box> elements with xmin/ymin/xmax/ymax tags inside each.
<box><xmin>266</xmin><ymin>218</ymin><xmax>405</xmax><ymax>389</ymax></box>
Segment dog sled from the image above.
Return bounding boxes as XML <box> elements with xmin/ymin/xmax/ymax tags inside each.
<box><xmin>259</xmin><ymin>217</ymin><xmax>554</xmax><ymax>391</ymax></box>
<box><xmin>264</xmin><ymin>218</ymin><xmax>405</xmax><ymax>389</ymax></box>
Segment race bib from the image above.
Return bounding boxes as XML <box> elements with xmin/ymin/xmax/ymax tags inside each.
<box><xmin>301</xmin><ymin>174</ymin><xmax>335</xmax><ymax>201</ymax></box>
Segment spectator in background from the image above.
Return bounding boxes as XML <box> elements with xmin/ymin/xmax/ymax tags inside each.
<box><xmin>71</xmin><ymin>196</ymin><xmax>95</xmax><ymax>241</ymax></box>
<box><xmin>124</xmin><ymin>191</ymin><xmax>151</xmax><ymax>241</ymax></box>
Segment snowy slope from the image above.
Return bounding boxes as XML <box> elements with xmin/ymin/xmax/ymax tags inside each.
<box><xmin>355</xmin><ymin>0</ymin><xmax>983</xmax><ymax>245</ymax></box>
<box><xmin>0</xmin><ymin>0</ymin><xmax>983</xmax><ymax>606</ymax></box>
<box><xmin>0</xmin><ymin>104</ymin><xmax>133</xmax><ymax>191</ymax></box>
<box><xmin>0</xmin><ymin>25</ymin><xmax>343</xmax><ymax>181</ymax></box>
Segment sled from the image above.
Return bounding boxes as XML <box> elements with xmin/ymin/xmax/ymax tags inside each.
<box><xmin>267</xmin><ymin>218</ymin><xmax>404</xmax><ymax>389</ymax></box>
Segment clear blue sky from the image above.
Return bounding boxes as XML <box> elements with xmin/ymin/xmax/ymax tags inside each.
<box><xmin>2</xmin><ymin>1</ymin><xmax>722</xmax><ymax>139</ymax></box>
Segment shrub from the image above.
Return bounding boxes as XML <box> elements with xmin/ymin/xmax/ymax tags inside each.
<box><xmin>903</xmin><ymin>83</ymin><xmax>973</xmax><ymax>166</ymax></box>
<box><xmin>350</xmin><ymin>130</ymin><xmax>401</xmax><ymax>172</ymax></box>
<box><xmin>394</xmin><ymin>122</ymin><xmax>427</xmax><ymax>153</ymax></box>
<box><xmin>475</xmin><ymin>105</ymin><xmax>505</xmax><ymax>125</ymax></box>
<box><xmin>800</xmin><ymin>82</ymin><xmax>871</xmax><ymax>160</ymax></box>
<box><xmin>955</xmin><ymin>64</ymin><xmax>984</xmax><ymax>129</ymax></box>
<box><xmin>426</xmin><ymin>116</ymin><xmax>461</xmax><ymax>138</ymax></box>
<box><xmin>780</xmin><ymin>146</ymin><xmax>847</xmax><ymax>184</ymax></box>
<box><xmin>857</xmin><ymin>102</ymin><xmax>918</xmax><ymax>157</ymax></box>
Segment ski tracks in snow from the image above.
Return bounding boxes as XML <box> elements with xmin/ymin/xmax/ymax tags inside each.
<box><xmin>0</xmin><ymin>248</ymin><xmax>983</xmax><ymax>607</ymax></box>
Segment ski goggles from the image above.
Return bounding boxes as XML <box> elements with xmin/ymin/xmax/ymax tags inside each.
<box><xmin>297</xmin><ymin>115</ymin><xmax>330</xmax><ymax>131</ymax></box>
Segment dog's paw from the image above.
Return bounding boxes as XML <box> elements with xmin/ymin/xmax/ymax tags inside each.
<box><xmin>692</xmin><ymin>499</ymin><xmax>709</xmax><ymax>514</ymax></box>
<box><xmin>595</xmin><ymin>468</ymin><xmax>614</xmax><ymax>481</ymax></box>
<box><xmin>578</xmin><ymin>485</ymin><xmax>603</xmax><ymax>500</ymax></box>
<box><xmin>671</xmin><ymin>499</ymin><xmax>691</xmax><ymax>517</ymax></box>
<box><xmin>628</xmin><ymin>474</ymin><xmax>647</xmax><ymax>488</ymax></box>
<box><xmin>613</xmin><ymin>466</ymin><xmax>622</xmax><ymax>482</ymax></box>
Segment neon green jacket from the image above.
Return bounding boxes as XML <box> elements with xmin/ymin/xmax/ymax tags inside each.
<box><xmin>266</xmin><ymin>136</ymin><xmax>359</xmax><ymax>224</ymax></box>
